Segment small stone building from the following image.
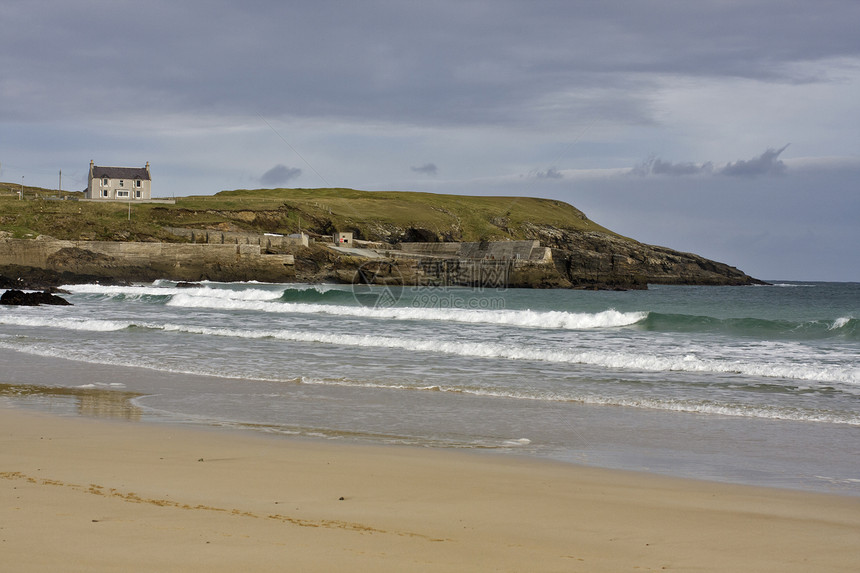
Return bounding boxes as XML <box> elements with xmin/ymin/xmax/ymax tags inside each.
<box><xmin>333</xmin><ymin>232</ymin><xmax>353</xmax><ymax>247</ymax></box>
<box><xmin>86</xmin><ymin>160</ymin><xmax>152</xmax><ymax>200</ymax></box>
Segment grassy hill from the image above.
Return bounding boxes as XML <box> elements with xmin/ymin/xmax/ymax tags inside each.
<box><xmin>0</xmin><ymin>184</ymin><xmax>625</xmax><ymax>244</ymax></box>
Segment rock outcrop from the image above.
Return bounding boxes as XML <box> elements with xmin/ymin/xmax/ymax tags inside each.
<box><xmin>1</xmin><ymin>230</ymin><xmax>762</xmax><ymax>290</ymax></box>
<box><xmin>0</xmin><ymin>289</ymin><xmax>72</xmax><ymax>306</ymax></box>
<box><xmin>547</xmin><ymin>232</ymin><xmax>760</xmax><ymax>289</ymax></box>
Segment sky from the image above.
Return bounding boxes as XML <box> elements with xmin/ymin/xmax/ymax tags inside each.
<box><xmin>2</xmin><ymin>1</ymin><xmax>859</xmax><ymax>282</ymax></box>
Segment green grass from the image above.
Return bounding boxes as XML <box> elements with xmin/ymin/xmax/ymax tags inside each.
<box><xmin>0</xmin><ymin>184</ymin><xmax>174</xmax><ymax>240</ymax></box>
<box><xmin>0</xmin><ymin>183</ymin><xmax>626</xmax><ymax>243</ymax></box>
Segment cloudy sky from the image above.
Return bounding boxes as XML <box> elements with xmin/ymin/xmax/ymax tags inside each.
<box><xmin>2</xmin><ymin>1</ymin><xmax>859</xmax><ymax>281</ymax></box>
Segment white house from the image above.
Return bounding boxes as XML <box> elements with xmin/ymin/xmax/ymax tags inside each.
<box><xmin>86</xmin><ymin>160</ymin><xmax>151</xmax><ymax>200</ymax></box>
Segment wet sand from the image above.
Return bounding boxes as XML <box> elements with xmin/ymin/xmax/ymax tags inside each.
<box><xmin>2</xmin><ymin>407</ymin><xmax>859</xmax><ymax>572</ymax></box>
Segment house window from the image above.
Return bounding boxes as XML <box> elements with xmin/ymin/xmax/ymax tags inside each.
<box><xmin>117</xmin><ymin>190</ymin><xmax>129</xmax><ymax>198</ymax></box>
<box><xmin>119</xmin><ymin>180</ymin><xmax>124</xmax><ymax>187</ymax></box>
<box><xmin>102</xmin><ymin>178</ymin><xmax>108</xmax><ymax>186</ymax></box>
<box><xmin>101</xmin><ymin>189</ymin><xmax>109</xmax><ymax>197</ymax></box>
<box><xmin>135</xmin><ymin>190</ymin><xmax>141</xmax><ymax>198</ymax></box>
<box><xmin>135</xmin><ymin>180</ymin><xmax>141</xmax><ymax>187</ymax></box>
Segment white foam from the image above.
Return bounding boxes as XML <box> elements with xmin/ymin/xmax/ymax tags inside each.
<box><xmin>0</xmin><ymin>315</ymin><xmax>131</xmax><ymax>332</ymax></box>
<box><xmin>4</xmin><ymin>308</ymin><xmax>854</xmax><ymax>385</ymax></box>
<box><xmin>63</xmin><ymin>283</ymin><xmax>282</xmax><ymax>301</ymax></box>
<box><xmin>165</xmin><ymin>293</ymin><xmax>647</xmax><ymax>330</ymax></box>
<box><xmin>577</xmin><ymin>395</ymin><xmax>860</xmax><ymax>425</ymax></box>
<box><xmin>75</xmin><ymin>382</ymin><xmax>126</xmax><ymax>389</ymax></box>
<box><xmin>0</xmin><ymin>339</ymin><xmax>284</xmax><ymax>383</ymax></box>
<box><xmin>151</xmin><ymin>322</ymin><xmax>860</xmax><ymax>385</ymax></box>
<box><xmin>58</xmin><ymin>283</ymin><xmax>647</xmax><ymax>330</ymax></box>
<box><xmin>295</xmin><ymin>377</ymin><xmax>860</xmax><ymax>425</ymax></box>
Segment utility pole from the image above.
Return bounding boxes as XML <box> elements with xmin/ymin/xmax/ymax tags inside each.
<box><xmin>59</xmin><ymin>169</ymin><xmax>62</xmax><ymax>198</ymax></box>
<box><xmin>20</xmin><ymin>176</ymin><xmax>24</xmax><ymax>200</ymax></box>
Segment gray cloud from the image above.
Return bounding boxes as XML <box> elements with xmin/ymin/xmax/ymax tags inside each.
<box><xmin>631</xmin><ymin>158</ymin><xmax>715</xmax><ymax>177</ymax></box>
<box><xmin>720</xmin><ymin>145</ymin><xmax>790</xmax><ymax>177</ymax></box>
<box><xmin>3</xmin><ymin>2</ymin><xmax>858</xmax><ymax>127</ymax></box>
<box><xmin>533</xmin><ymin>167</ymin><xmax>564</xmax><ymax>180</ymax></box>
<box><xmin>411</xmin><ymin>163</ymin><xmax>438</xmax><ymax>176</ymax></box>
<box><xmin>631</xmin><ymin>146</ymin><xmax>790</xmax><ymax>178</ymax></box>
<box><xmin>260</xmin><ymin>164</ymin><xmax>302</xmax><ymax>186</ymax></box>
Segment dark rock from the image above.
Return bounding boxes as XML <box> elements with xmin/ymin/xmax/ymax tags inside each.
<box><xmin>176</xmin><ymin>282</ymin><xmax>203</xmax><ymax>288</ymax></box>
<box><xmin>0</xmin><ymin>265</ymin><xmax>122</xmax><ymax>290</ymax></box>
<box><xmin>404</xmin><ymin>227</ymin><xmax>439</xmax><ymax>242</ymax></box>
<box><xmin>0</xmin><ymin>289</ymin><xmax>72</xmax><ymax>306</ymax></box>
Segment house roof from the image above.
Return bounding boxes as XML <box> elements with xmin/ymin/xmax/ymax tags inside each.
<box><xmin>92</xmin><ymin>165</ymin><xmax>150</xmax><ymax>180</ymax></box>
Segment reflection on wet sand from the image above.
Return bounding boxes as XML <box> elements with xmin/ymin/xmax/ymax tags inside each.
<box><xmin>0</xmin><ymin>383</ymin><xmax>143</xmax><ymax>421</ymax></box>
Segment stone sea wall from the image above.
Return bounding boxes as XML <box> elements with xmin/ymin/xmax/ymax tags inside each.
<box><xmin>0</xmin><ymin>237</ymin><xmax>294</xmax><ymax>284</ymax></box>
<box><xmin>396</xmin><ymin>240</ymin><xmax>551</xmax><ymax>262</ymax></box>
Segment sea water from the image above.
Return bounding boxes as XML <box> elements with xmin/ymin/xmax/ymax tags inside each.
<box><xmin>1</xmin><ymin>280</ymin><xmax>857</xmax><ymax>494</ymax></box>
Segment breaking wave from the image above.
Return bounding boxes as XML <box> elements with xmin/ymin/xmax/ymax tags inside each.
<box><xmin>164</xmin><ymin>294</ymin><xmax>647</xmax><ymax>329</ymax></box>
<box><xmin>56</xmin><ymin>283</ymin><xmax>857</xmax><ymax>339</ymax></box>
<box><xmin>637</xmin><ymin>313</ymin><xmax>857</xmax><ymax>339</ymax></box>
<box><xmin>0</xmin><ymin>315</ymin><xmax>131</xmax><ymax>332</ymax></box>
<box><xmin>58</xmin><ymin>283</ymin><xmax>646</xmax><ymax>330</ymax></box>
<box><xmin>3</xmin><ymin>313</ymin><xmax>855</xmax><ymax>384</ymax></box>
<box><xmin>63</xmin><ymin>283</ymin><xmax>282</xmax><ymax>302</ymax></box>
<box><xmin>165</xmin><ymin>324</ymin><xmax>860</xmax><ymax>384</ymax></box>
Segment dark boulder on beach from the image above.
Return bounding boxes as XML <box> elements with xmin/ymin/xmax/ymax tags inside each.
<box><xmin>0</xmin><ymin>289</ymin><xmax>72</xmax><ymax>306</ymax></box>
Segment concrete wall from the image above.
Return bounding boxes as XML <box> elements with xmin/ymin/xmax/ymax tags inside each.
<box><xmin>0</xmin><ymin>237</ymin><xmax>66</xmax><ymax>267</ymax></box>
<box><xmin>397</xmin><ymin>243</ymin><xmax>461</xmax><ymax>257</ymax></box>
<box><xmin>165</xmin><ymin>227</ymin><xmax>308</xmax><ymax>249</ymax></box>
<box><xmin>414</xmin><ymin>259</ymin><xmax>513</xmax><ymax>288</ymax></box>
<box><xmin>0</xmin><ymin>237</ymin><xmax>293</xmax><ymax>278</ymax></box>
<box><xmin>398</xmin><ymin>240</ymin><xmax>550</xmax><ymax>262</ymax></box>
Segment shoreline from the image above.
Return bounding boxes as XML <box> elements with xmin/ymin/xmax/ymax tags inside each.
<box><xmin>2</xmin><ymin>345</ymin><xmax>858</xmax><ymax>498</ymax></box>
<box><xmin>3</xmin><ymin>406</ymin><xmax>859</xmax><ymax>572</ymax></box>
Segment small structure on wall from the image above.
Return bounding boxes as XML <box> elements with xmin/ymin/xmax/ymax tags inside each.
<box><xmin>288</xmin><ymin>232</ymin><xmax>310</xmax><ymax>247</ymax></box>
<box><xmin>86</xmin><ymin>160</ymin><xmax>151</xmax><ymax>200</ymax></box>
<box><xmin>333</xmin><ymin>232</ymin><xmax>353</xmax><ymax>247</ymax></box>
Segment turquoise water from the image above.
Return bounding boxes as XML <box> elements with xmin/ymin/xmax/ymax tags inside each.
<box><xmin>1</xmin><ymin>280</ymin><xmax>857</xmax><ymax>494</ymax></box>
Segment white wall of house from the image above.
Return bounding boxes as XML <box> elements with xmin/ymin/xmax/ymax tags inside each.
<box><xmin>90</xmin><ymin>176</ymin><xmax>151</xmax><ymax>200</ymax></box>
<box><xmin>86</xmin><ymin>161</ymin><xmax>152</xmax><ymax>200</ymax></box>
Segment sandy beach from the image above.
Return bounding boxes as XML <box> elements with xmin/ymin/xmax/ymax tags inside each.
<box><xmin>1</xmin><ymin>407</ymin><xmax>858</xmax><ymax>572</ymax></box>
